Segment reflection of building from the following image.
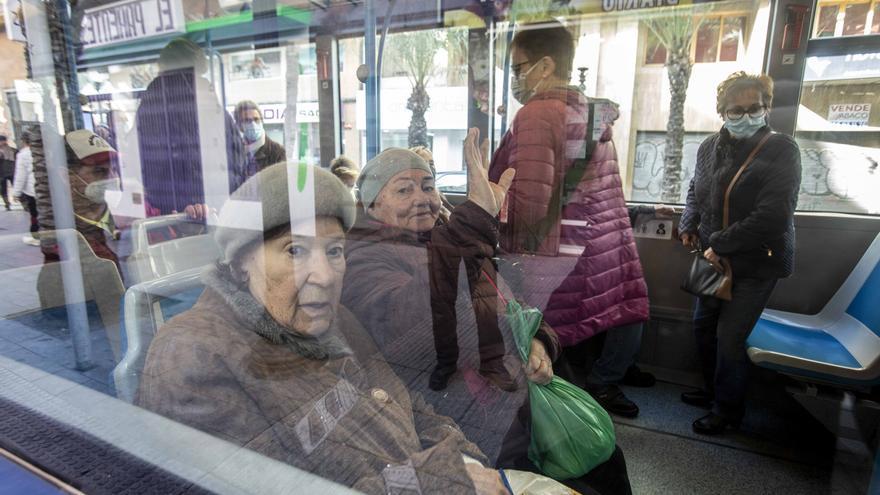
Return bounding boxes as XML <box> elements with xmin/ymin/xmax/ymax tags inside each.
<box><xmin>0</xmin><ymin>32</ymin><xmax>29</xmax><ymax>140</ymax></box>
<box><xmin>563</xmin><ymin>0</ymin><xmax>878</xmax><ymax>214</ymax></box>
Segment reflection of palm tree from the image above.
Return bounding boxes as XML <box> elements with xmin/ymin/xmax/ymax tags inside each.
<box><xmin>645</xmin><ymin>6</ymin><xmax>710</xmax><ymax>203</ymax></box>
<box><xmin>385</xmin><ymin>30</ymin><xmax>444</xmax><ymax>148</ymax></box>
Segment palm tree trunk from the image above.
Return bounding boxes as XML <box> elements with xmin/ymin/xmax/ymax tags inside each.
<box><xmin>661</xmin><ymin>46</ymin><xmax>692</xmax><ymax>203</ymax></box>
<box><xmin>407</xmin><ymin>83</ymin><xmax>430</xmax><ymax>148</ymax></box>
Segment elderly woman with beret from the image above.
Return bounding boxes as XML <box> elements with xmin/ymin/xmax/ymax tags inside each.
<box><xmin>137</xmin><ymin>163</ymin><xmax>511</xmax><ymax>494</ymax></box>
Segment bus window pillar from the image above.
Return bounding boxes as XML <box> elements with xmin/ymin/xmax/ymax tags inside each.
<box><xmin>316</xmin><ymin>34</ymin><xmax>342</xmax><ymax>166</ymax></box>
<box><xmin>364</xmin><ymin>0</ymin><xmax>379</xmax><ymax>160</ymax></box>
<box><xmin>764</xmin><ymin>0</ymin><xmax>812</xmax><ymax>136</ymax></box>
<box><xmin>23</xmin><ymin>0</ymin><xmax>93</xmax><ymax>370</ymax></box>
<box><xmin>467</xmin><ymin>27</ymin><xmax>490</xmax><ymax>143</ymax></box>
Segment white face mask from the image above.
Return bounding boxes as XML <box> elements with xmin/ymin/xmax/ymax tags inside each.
<box><xmin>74</xmin><ymin>173</ymin><xmax>121</xmax><ymax>205</ymax></box>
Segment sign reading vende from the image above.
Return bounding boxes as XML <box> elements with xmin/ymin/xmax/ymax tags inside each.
<box><xmin>828</xmin><ymin>103</ymin><xmax>872</xmax><ymax>126</ymax></box>
<box><xmin>81</xmin><ymin>0</ymin><xmax>185</xmax><ymax>49</ymax></box>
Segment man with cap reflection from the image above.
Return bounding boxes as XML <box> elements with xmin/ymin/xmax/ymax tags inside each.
<box><xmin>40</xmin><ymin>129</ymin><xmax>122</xmax><ymax>267</ymax></box>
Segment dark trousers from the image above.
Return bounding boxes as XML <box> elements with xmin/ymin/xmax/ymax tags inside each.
<box><xmin>693</xmin><ymin>277</ymin><xmax>777</xmax><ymax>421</ymax></box>
<box><xmin>0</xmin><ymin>175</ymin><xmax>12</xmax><ymax>207</ymax></box>
<box><xmin>22</xmin><ymin>194</ymin><xmax>38</xmax><ymax>235</ymax></box>
<box><xmin>429</xmin><ymin>249</ymin><xmax>505</xmax><ymax>371</ymax></box>
<box><xmin>497</xmin><ymin>402</ymin><xmax>632</xmax><ymax>495</ymax></box>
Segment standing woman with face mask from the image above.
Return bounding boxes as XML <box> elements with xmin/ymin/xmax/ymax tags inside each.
<box><xmin>488</xmin><ymin>22</ymin><xmax>652</xmax><ymax>420</ymax></box>
<box><xmin>678</xmin><ymin>72</ymin><xmax>802</xmax><ymax>435</ymax></box>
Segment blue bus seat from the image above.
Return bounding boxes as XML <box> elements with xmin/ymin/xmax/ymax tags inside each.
<box><xmin>747</xmin><ymin>232</ymin><xmax>880</xmax><ymax>387</ymax></box>
<box><xmin>113</xmin><ymin>267</ymin><xmax>205</xmax><ymax>402</ymax></box>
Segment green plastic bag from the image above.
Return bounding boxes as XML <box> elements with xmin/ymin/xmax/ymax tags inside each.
<box><xmin>506</xmin><ymin>299</ymin><xmax>616</xmax><ymax>480</ymax></box>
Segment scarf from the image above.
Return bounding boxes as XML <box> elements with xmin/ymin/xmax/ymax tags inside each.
<box><xmin>203</xmin><ymin>264</ymin><xmax>352</xmax><ymax>360</ymax></box>
<box><xmin>246</xmin><ymin>134</ymin><xmax>266</xmax><ymax>157</ymax></box>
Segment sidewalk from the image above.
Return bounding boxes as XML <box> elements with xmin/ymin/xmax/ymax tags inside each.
<box><xmin>0</xmin><ymin>208</ymin><xmax>113</xmax><ymax>395</ymax></box>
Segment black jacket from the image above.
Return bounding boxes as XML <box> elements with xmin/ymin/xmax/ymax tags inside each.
<box><xmin>680</xmin><ymin>127</ymin><xmax>802</xmax><ymax>279</ymax></box>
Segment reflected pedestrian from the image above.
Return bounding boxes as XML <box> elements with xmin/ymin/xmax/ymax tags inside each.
<box><xmin>234</xmin><ymin>100</ymin><xmax>286</xmax><ymax>174</ymax></box>
<box><xmin>0</xmin><ymin>135</ymin><xmax>17</xmax><ymax>211</ymax></box>
<box><xmin>12</xmin><ymin>131</ymin><xmax>38</xmax><ymax>246</ymax></box>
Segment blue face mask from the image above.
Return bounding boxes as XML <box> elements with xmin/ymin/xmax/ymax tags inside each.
<box><xmin>723</xmin><ymin>114</ymin><xmax>765</xmax><ymax>139</ymax></box>
<box><xmin>242</xmin><ymin>122</ymin><xmax>264</xmax><ymax>143</ymax></box>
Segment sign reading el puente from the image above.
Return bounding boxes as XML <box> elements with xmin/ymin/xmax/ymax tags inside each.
<box><xmin>81</xmin><ymin>0</ymin><xmax>185</xmax><ymax>49</ymax></box>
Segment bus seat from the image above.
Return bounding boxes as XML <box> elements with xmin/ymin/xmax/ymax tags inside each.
<box><xmin>747</xmin><ymin>232</ymin><xmax>880</xmax><ymax>386</ymax></box>
<box><xmin>124</xmin><ymin>214</ymin><xmax>221</xmax><ymax>286</ymax></box>
<box><xmin>35</xmin><ymin>229</ymin><xmax>125</xmax><ymax>361</ymax></box>
<box><xmin>113</xmin><ymin>267</ymin><xmax>205</xmax><ymax>403</ymax></box>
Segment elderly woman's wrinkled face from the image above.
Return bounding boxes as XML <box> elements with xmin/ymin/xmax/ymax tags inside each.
<box><xmin>241</xmin><ymin>217</ymin><xmax>346</xmax><ymax>337</ymax></box>
<box><xmin>368</xmin><ymin>169</ymin><xmax>441</xmax><ymax>232</ymax></box>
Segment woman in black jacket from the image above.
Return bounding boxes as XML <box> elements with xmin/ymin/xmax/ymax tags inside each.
<box><xmin>678</xmin><ymin>72</ymin><xmax>802</xmax><ymax>435</ymax></box>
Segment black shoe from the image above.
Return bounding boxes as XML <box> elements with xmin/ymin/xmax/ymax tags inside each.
<box><xmin>479</xmin><ymin>363</ymin><xmax>518</xmax><ymax>392</ymax></box>
<box><xmin>587</xmin><ymin>384</ymin><xmax>639</xmax><ymax>418</ymax></box>
<box><xmin>622</xmin><ymin>365</ymin><xmax>656</xmax><ymax>387</ymax></box>
<box><xmin>692</xmin><ymin>412</ymin><xmax>740</xmax><ymax>435</ymax></box>
<box><xmin>681</xmin><ymin>389</ymin><xmax>713</xmax><ymax>409</ymax></box>
<box><xmin>429</xmin><ymin>367</ymin><xmax>455</xmax><ymax>391</ymax></box>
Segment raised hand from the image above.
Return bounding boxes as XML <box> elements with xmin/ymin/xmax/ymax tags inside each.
<box><xmin>464</xmin><ymin>127</ymin><xmax>515</xmax><ymax>217</ymax></box>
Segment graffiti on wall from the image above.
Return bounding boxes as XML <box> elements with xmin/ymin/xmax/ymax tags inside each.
<box><xmin>631</xmin><ymin>131</ymin><xmax>880</xmax><ymax>215</ymax></box>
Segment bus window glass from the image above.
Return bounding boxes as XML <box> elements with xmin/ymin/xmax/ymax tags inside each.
<box><xmin>795</xmin><ymin>52</ymin><xmax>880</xmax><ymax>214</ymax></box>
<box><xmin>817</xmin><ymin>5</ymin><xmax>839</xmax><ymax>37</ymax></box>
<box><xmin>644</xmin><ymin>29</ymin><xmax>668</xmax><ymax>65</ymax></box>
<box><xmin>2</xmin><ymin>1</ymin><xmax>880</xmax><ymax>493</ymax></box>
<box><xmin>873</xmin><ymin>3</ymin><xmax>880</xmax><ymax>33</ymax></box>
<box><xmin>719</xmin><ymin>17</ymin><xmax>745</xmax><ymax>62</ymax></box>
<box><xmin>843</xmin><ymin>2</ymin><xmax>871</xmax><ymax>35</ymax></box>
<box><xmin>695</xmin><ymin>18</ymin><xmax>721</xmax><ymax>63</ymax></box>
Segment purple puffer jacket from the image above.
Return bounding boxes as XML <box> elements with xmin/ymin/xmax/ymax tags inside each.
<box><xmin>489</xmin><ymin>87</ymin><xmax>648</xmax><ymax>346</ymax></box>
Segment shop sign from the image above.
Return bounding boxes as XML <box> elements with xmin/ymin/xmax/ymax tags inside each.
<box><xmin>226</xmin><ymin>102</ymin><xmax>320</xmax><ymax>124</ymax></box>
<box><xmin>828</xmin><ymin>103</ymin><xmax>871</xmax><ymax>127</ymax></box>
<box><xmin>4</xmin><ymin>0</ymin><xmax>25</xmax><ymax>42</ymax></box>
<box><xmin>602</xmin><ymin>0</ymin><xmax>678</xmax><ymax>12</ymax></box>
<box><xmin>81</xmin><ymin>0</ymin><xmax>185</xmax><ymax>49</ymax></box>
<box><xmin>599</xmin><ymin>0</ymin><xmax>721</xmax><ymax>13</ymax></box>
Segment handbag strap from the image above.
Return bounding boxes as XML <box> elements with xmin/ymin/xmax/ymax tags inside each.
<box><xmin>722</xmin><ymin>131</ymin><xmax>773</xmax><ymax>228</ymax></box>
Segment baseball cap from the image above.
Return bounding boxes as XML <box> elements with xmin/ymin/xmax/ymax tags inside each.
<box><xmin>65</xmin><ymin>129</ymin><xmax>117</xmax><ymax>165</ymax></box>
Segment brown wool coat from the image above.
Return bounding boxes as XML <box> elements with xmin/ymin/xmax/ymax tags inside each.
<box><xmin>137</xmin><ymin>270</ymin><xmax>487</xmax><ymax>494</ymax></box>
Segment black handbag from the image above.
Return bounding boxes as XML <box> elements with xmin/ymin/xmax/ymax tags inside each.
<box><xmin>680</xmin><ymin>132</ymin><xmax>773</xmax><ymax>301</ymax></box>
<box><xmin>681</xmin><ymin>250</ymin><xmax>732</xmax><ymax>301</ymax></box>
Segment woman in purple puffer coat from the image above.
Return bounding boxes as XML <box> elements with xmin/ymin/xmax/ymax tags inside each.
<box><xmin>488</xmin><ymin>22</ymin><xmax>651</xmax><ymax>419</ymax></box>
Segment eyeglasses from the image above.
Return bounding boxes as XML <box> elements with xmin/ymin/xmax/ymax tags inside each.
<box><xmin>725</xmin><ymin>104</ymin><xmax>766</xmax><ymax>121</ymax></box>
<box><xmin>511</xmin><ymin>61</ymin><xmax>531</xmax><ymax>78</ymax></box>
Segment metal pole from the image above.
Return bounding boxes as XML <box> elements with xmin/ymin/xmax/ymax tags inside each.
<box><xmin>24</xmin><ymin>0</ymin><xmax>93</xmax><ymax>370</ymax></box>
<box><xmin>364</xmin><ymin>0</ymin><xmax>378</xmax><ymax>159</ymax></box>
<box><xmin>500</xmin><ymin>23</ymin><xmax>514</xmax><ymax>136</ymax></box>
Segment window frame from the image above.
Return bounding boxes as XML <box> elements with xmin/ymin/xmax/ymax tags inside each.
<box><xmin>642</xmin><ymin>13</ymin><xmax>749</xmax><ymax>66</ymax></box>
<box><xmin>813</xmin><ymin>0</ymin><xmax>880</xmax><ymax>38</ymax></box>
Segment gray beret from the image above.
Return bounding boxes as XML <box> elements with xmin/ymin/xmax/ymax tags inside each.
<box><xmin>356</xmin><ymin>148</ymin><xmax>434</xmax><ymax>208</ymax></box>
<box><xmin>214</xmin><ymin>162</ymin><xmax>356</xmax><ymax>265</ymax></box>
